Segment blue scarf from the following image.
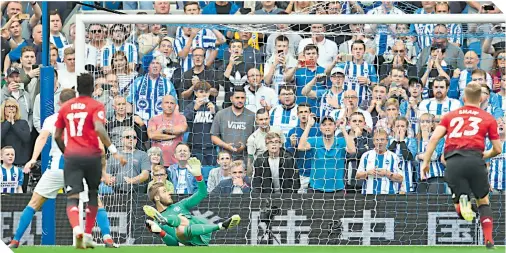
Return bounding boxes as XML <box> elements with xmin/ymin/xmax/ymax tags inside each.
<box><xmin>134</xmin><ymin>74</ymin><xmax>166</xmax><ymax>120</ymax></box>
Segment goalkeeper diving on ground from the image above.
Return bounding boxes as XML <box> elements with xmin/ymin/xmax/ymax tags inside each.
<box><xmin>144</xmin><ymin>156</ymin><xmax>241</xmax><ymax>246</ymax></box>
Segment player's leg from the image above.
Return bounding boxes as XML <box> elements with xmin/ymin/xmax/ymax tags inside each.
<box><xmin>175</xmin><ymin>215</ymin><xmax>241</xmax><ymax>243</ymax></box>
<box><xmin>8</xmin><ymin>169</ymin><xmax>64</xmax><ymax>247</ymax></box>
<box><xmin>82</xmin><ymin>156</ymin><xmax>103</xmax><ymax>248</ymax></box>
<box><xmin>444</xmin><ymin>156</ymin><xmax>473</xmax><ymax>221</ymax></box>
<box><xmin>63</xmin><ymin>157</ymin><xmax>87</xmax><ymax>249</ymax></box>
<box><xmin>145</xmin><ymin>220</ymin><xmax>179</xmax><ymax>246</ymax></box>
<box><xmin>96</xmin><ymin>198</ymin><xmax>119</xmax><ymax>248</ymax></box>
<box><xmin>468</xmin><ymin>158</ymin><xmax>495</xmax><ymax>249</ymax></box>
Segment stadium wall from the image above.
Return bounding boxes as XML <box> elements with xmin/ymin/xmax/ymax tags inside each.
<box><xmin>1</xmin><ymin>194</ymin><xmax>504</xmax><ymax>246</ymax></box>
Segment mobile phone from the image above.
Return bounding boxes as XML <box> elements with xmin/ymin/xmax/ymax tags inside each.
<box><xmin>102</xmin><ymin>84</ymin><xmax>113</xmax><ymax>90</ymax></box>
<box><xmin>17</xmin><ymin>13</ymin><xmax>30</xmax><ymax>20</ymax></box>
<box><xmin>299</xmin><ymin>60</ymin><xmax>306</xmax><ymax>68</ymax></box>
<box><xmin>240</xmin><ymin>8</ymin><xmax>252</xmax><ymax>14</ymax></box>
<box><xmin>278</xmin><ymin>49</ymin><xmax>284</xmax><ymax>55</ymax></box>
<box><xmin>483</xmin><ymin>4</ymin><xmax>495</xmax><ymax>11</ymax></box>
<box><xmin>304</xmin><ymin>59</ymin><xmax>315</xmax><ymax>66</ymax></box>
<box><xmin>343</xmin><ymin>54</ymin><xmax>353</xmax><ymax>62</ymax></box>
<box><xmin>32</xmin><ymin>64</ymin><xmax>39</xmax><ymax>70</ymax></box>
<box><xmin>232</xmin><ymin>143</ymin><xmax>242</xmax><ymax>149</ymax></box>
<box><xmin>317</xmin><ymin>75</ymin><xmax>327</xmax><ymax>82</ymax></box>
<box><xmin>235</xmin><ymin>55</ymin><xmax>243</xmax><ymax>62</ymax></box>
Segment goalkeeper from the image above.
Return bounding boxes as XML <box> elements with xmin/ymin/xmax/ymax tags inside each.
<box><xmin>144</xmin><ymin>157</ymin><xmax>241</xmax><ymax>246</ymax></box>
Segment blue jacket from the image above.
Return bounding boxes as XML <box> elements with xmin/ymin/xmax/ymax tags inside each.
<box><xmin>167</xmin><ymin>165</ymin><xmax>198</xmax><ymax>194</ymax></box>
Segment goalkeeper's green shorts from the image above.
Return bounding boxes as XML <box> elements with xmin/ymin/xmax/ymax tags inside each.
<box><xmin>180</xmin><ymin>216</ymin><xmax>212</xmax><ymax>246</ymax></box>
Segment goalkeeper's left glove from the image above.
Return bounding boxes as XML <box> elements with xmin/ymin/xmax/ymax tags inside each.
<box><xmin>186</xmin><ymin>157</ymin><xmax>202</xmax><ymax>177</ymax></box>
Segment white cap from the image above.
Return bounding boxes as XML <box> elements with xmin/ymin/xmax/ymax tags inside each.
<box><xmin>331</xmin><ymin>67</ymin><xmax>345</xmax><ymax>75</ymax></box>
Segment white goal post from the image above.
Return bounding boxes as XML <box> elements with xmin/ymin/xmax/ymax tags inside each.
<box><xmin>74</xmin><ymin>13</ymin><xmax>505</xmax><ymax>74</ymax></box>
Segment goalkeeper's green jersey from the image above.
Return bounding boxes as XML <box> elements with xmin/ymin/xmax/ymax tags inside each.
<box><xmin>159</xmin><ymin>180</ymin><xmax>211</xmax><ymax>245</ymax></box>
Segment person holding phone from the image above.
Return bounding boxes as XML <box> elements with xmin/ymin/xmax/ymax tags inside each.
<box><xmin>1</xmin><ymin>68</ymin><xmax>31</xmax><ymax>130</ymax></box>
<box><xmin>264</xmin><ymin>35</ymin><xmax>297</xmax><ymax>96</ymax></box>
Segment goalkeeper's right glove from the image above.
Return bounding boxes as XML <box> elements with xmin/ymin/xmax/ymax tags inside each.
<box><xmin>145</xmin><ymin>220</ymin><xmax>163</xmax><ymax>235</ymax></box>
<box><xmin>186</xmin><ymin>157</ymin><xmax>202</xmax><ymax>177</ymax></box>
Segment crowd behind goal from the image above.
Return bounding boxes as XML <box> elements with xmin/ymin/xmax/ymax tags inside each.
<box><xmin>1</xmin><ymin>1</ymin><xmax>506</xmax><ymax>199</ymax></box>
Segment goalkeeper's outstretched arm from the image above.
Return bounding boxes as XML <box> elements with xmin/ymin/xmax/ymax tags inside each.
<box><xmin>182</xmin><ymin>157</ymin><xmax>208</xmax><ymax>209</ymax></box>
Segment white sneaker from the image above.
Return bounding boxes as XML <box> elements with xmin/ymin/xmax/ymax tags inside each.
<box><xmin>83</xmin><ymin>233</ymin><xmax>97</xmax><ymax>249</ymax></box>
<box><xmin>73</xmin><ymin>227</ymin><xmax>84</xmax><ymax>249</ymax></box>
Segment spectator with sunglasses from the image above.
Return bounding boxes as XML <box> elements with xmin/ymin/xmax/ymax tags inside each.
<box><xmin>85</xmin><ymin>24</ymin><xmax>108</xmax><ymax>69</ymax></box>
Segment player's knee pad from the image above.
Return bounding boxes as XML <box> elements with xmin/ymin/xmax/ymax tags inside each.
<box><xmin>67</xmin><ymin>198</ymin><xmax>79</xmax><ymax>208</ymax></box>
<box><xmin>88</xmin><ymin>190</ymin><xmax>98</xmax><ymax>206</ymax></box>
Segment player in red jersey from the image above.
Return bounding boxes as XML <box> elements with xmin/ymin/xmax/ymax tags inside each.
<box><xmin>54</xmin><ymin>73</ymin><xmax>126</xmax><ymax>249</ymax></box>
<box><xmin>421</xmin><ymin>82</ymin><xmax>502</xmax><ymax>249</ymax></box>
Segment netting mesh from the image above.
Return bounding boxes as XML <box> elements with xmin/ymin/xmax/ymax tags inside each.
<box><xmin>73</xmin><ymin>5</ymin><xmax>506</xmax><ymax>247</ymax></box>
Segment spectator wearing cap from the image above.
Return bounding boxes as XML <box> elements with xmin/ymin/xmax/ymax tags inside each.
<box><xmin>9</xmin><ymin>46</ymin><xmax>39</xmax><ymax>106</ymax></box>
<box><xmin>180</xmin><ymin>47</ymin><xmax>222</xmax><ymax>109</ymax></box>
<box><xmin>252</xmin><ymin>131</ymin><xmax>299</xmax><ymax>193</ymax></box>
<box><xmin>102</xmin><ymin>24</ymin><xmax>138</xmax><ymax>73</ymax></box>
<box><xmin>244</xmin><ymin>68</ymin><xmax>278</xmax><ymax>113</ymax></box>
<box><xmin>298</xmin><ymin>116</ymin><xmax>356</xmax><ymax>193</ymax></box>
<box><xmin>32</xmin><ymin>69</ymin><xmax>62</xmax><ymax>132</ymax></box>
<box><xmin>1</xmin><ymin>67</ymin><xmax>32</xmax><ymax>130</ymax></box>
<box><xmin>302</xmin><ymin>67</ymin><xmax>345</xmax><ymax>120</ymax></box>
<box><xmin>127</xmin><ymin>56</ymin><xmax>178</xmax><ymax>124</ymax></box>
<box><xmin>183</xmin><ymin>81</ymin><xmax>218</xmax><ymax>166</ymax></box>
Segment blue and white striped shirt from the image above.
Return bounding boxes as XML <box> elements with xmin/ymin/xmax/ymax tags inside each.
<box><xmin>366</xmin><ymin>6</ymin><xmax>405</xmax><ymax>55</ymax></box>
<box><xmin>418</xmin><ymin>137</ymin><xmax>446</xmax><ymax>179</ymax></box>
<box><xmin>388</xmin><ymin>138</ymin><xmax>417</xmax><ymax>192</ymax></box>
<box><xmin>102</xmin><ymin>42</ymin><xmax>138</xmax><ymax>67</ymax></box>
<box><xmin>358</xmin><ymin>150</ymin><xmax>401</xmax><ymax>195</ymax></box>
<box><xmin>418</xmin><ymin>97</ymin><xmax>462</xmax><ymax>118</ymax></box>
<box><xmin>447</xmin><ymin>23</ymin><xmax>463</xmax><ymax>46</ymax></box>
<box><xmin>457</xmin><ymin>69</ymin><xmax>493</xmax><ymax>92</ymax></box>
<box><xmin>270</xmin><ymin>105</ymin><xmax>299</xmax><ymax>136</ymax></box>
<box><xmin>174</xmin><ymin>29</ymin><xmax>217</xmax><ymax>72</ymax></box>
<box><xmin>42</xmin><ymin>113</ymin><xmax>65</xmax><ymax>170</ymax></box>
<box><xmin>318</xmin><ymin>89</ymin><xmax>344</xmax><ymax>119</ymax></box>
<box><xmin>340</xmin><ymin>61</ymin><xmax>378</xmax><ymax>104</ymax></box>
<box><xmin>487</xmin><ymin>140</ymin><xmax>506</xmax><ymax>190</ymax></box>
<box><xmin>410</xmin><ymin>9</ymin><xmax>435</xmax><ymax>50</ymax></box>
<box><xmin>1</xmin><ymin>165</ymin><xmax>23</xmax><ymax>193</ymax></box>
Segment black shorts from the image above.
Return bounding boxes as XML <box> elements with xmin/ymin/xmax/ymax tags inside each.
<box><xmin>444</xmin><ymin>151</ymin><xmax>489</xmax><ymax>203</ymax></box>
<box><xmin>63</xmin><ymin>155</ymin><xmax>102</xmax><ymax>195</ymax></box>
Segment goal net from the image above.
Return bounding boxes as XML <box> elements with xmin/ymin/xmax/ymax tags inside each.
<box><xmin>66</xmin><ymin>2</ymin><xmax>506</xmax><ymax>247</ymax></box>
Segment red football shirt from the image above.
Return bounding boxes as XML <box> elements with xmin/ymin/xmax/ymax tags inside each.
<box><xmin>54</xmin><ymin>96</ymin><xmax>106</xmax><ymax>157</ymax></box>
<box><xmin>440</xmin><ymin>105</ymin><xmax>499</xmax><ymax>153</ymax></box>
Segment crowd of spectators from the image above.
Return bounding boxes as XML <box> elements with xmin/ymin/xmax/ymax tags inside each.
<box><xmin>1</xmin><ymin>1</ymin><xmax>506</xmax><ymax>197</ymax></box>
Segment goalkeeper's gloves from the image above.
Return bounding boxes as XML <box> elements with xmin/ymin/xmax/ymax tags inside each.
<box><xmin>145</xmin><ymin>220</ymin><xmax>162</xmax><ymax>234</ymax></box>
<box><xmin>186</xmin><ymin>157</ymin><xmax>202</xmax><ymax>177</ymax></box>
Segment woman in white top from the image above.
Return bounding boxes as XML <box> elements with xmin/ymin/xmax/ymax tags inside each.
<box><xmin>111</xmin><ymin>51</ymin><xmax>138</xmax><ymax>96</ymax></box>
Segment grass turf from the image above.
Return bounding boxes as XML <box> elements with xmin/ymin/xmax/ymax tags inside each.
<box><xmin>10</xmin><ymin>246</ymin><xmax>506</xmax><ymax>253</ymax></box>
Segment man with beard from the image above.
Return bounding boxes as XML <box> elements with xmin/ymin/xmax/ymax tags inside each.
<box><xmin>211</xmin><ymin>86</ymin><xmax>255</xmax><ymax>162</ymax></box>
<box><xmin>298</xmin><ymin>116</ymin><xmax>356</xmax><ymax>193</ymax></box>
<box><xmin>247</xmin><ymin>109</ymin><xmax>285</xmax><ymax>175</ymax></box>
<box><xmin>269</xmin><ymin>85</ymin><xmax>299</xmax><ymax>135</ymax></box>
<box><xmin>418</xmin><ymin>76</ymin><xmax>461</xmax><ymax>123</ymax></box>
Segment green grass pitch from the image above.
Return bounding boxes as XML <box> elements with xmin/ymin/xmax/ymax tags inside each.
<box><xmin>11</xmin><ymin>246</ymin><xmax>506</xmax><ymax>253</ymax></box>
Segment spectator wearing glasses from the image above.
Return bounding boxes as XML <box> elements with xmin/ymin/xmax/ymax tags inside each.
<box><xmin>252</xmin><ymin>132</ymin><xmax>300</xmax><ymax>193</ymax></box>
<box><xmin>175</xmin><ymin>25</ymin><xmax>218</xmax><ymax>73</ymax></box>
<box><xmin>1</xmin><ymin>98</ymin><xmax>30</xmax><ymax>168</ymax></box>
<box><xmin>2</xmin><ymin>68</ymin><xmax>32</xmax><ymax>130</ymax></box>
<box><xmin>85</xmin><ymin>24</ymin><xmax>107</xmax><ymax>68</ymax></box>
<box><xmin>356</xmin><ymin>129</ymin><xmax>403</xmax><ymax>195</ymax></box>
<box><xmin>105</xmin><ymin>128</ymin><xmax>151</xmax><ymax>193</ymax></box>
<box><xmin>330</xmin><ymin>90</ymin><xmax>373</xmax><ymax>133</ymax></box>
<box><xmin>269</xmin><ymin>85</ymin><xmax>298</xmax><ymax>135</ymax></box>
<box><xmin>212</xmin><ymin>160</ymin><xmax>251</xmax><ymax>195</ymax></box>
<box><xmin>147</xmin><ymin>165</ymin><xmax>174</xmax><ymax>195</ymax></box>
<box><xmin>102</xmin><ymin>24</ymin><xmax>138</xmax><ymax>73</ymax></box>
<box><xmin>449</xmin><ymin>52</ymin><xmax>493</xmax><ymax>99</ymax></box>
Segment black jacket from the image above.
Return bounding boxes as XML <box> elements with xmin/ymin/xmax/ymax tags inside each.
<box><xmin>252</xmin><ymin>148</ymin><xmax>300</xmax><ymax>193</ymax></box>
<box><xmin>1</xmin><ymin>120</ymin><xmax>31</xmax><ymax>165</ymax></box>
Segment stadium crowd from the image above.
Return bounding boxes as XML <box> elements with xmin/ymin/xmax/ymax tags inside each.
<box><xmin>1</xmin><ymin>1</ymin><xmax>505</xmax><ymax>196</ymax></box>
